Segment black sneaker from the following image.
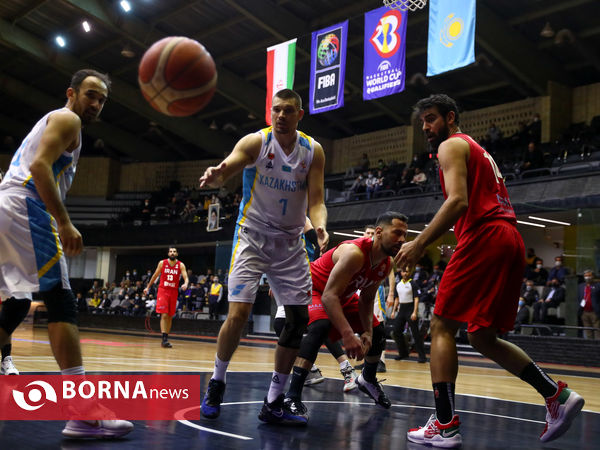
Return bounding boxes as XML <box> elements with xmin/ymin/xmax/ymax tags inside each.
<box><xmin>284</xmin><ymin>397</ymin><xmax>309</xmax><ymax>422</ymax></box>
<box><xmin>377</xmin><ymin>360</ymin><xmax>387</xmax><ymax>373</ymax></box>
<box><xmin>161</xmin><ymin>340</ymin><xmax>172</xmax><ymax>348</ymax></box>
<box><xmin>258</xmin><ymin>394</ymin><xmax>308</xmax><ymax>426</ymax></box>
<box><xmin>356</xmin><ymin>374</ymin><xmax>391</xmax><ymax>409</ymax></box>
<box><xmin>201</xmin><ymin>379</ymin><xmax>226</xmax><ymax>419</ymax></box>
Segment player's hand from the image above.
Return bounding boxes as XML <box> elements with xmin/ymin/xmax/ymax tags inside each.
<box><xmin>342</xmin><ymin>332</ymin><xmax>365</xmax><ymax>360</ymax></box>
<box><xmin>143</xmin><ymin>288</ymin><xmax>149</xmax><ymax>295</ymax></box>
<box><xmin>316</xmin><ymin>226</ymin><xmax>329</xmax><ymax>253</ymax></box>
<box><xmin>360</xmin><ymin>332</ymin><xmax>372</xmax><ymax>353</ymax></box>
<box><xmin>410</xmin><ymin>312</ymin><xmax>417</xmax><ymax>322</ymax></box>
<box><xmin>58</xmin><ymin>222</ymin><xmax>83</xmax><ymax>257</ymax></box>
<box><xmin>199</xmin><ymin>161</ymin><xmax>227</xmax><ymax>188</ymax></box>
<box><xmin>181</xmin><ymin>283</ymin><xmax>188</xmax><ymax>291</ymax></box>
<box><xmin>390</xmin><ymin>310</ymin><xmax>397</xmax><ymax>319</ymax></box>
<box><xmin>394</xmin><ymin>239</ymin><xmax>424</xmax><ymax>274</ymax></box>
<box><xmin>386</xmin><ymin>295</ymin><xmax>394</xmax><ymax>309</ymax></box>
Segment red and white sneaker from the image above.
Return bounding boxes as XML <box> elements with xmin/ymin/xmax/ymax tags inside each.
<box><xmin>407</xmin><ymin>414</ymin><xmax>462</xmax><ymax>448</ymax></box>
<box><xmin>540</xmin><ymin>381</ymin><xmax>584</xmax><ymax>442</ymax></box>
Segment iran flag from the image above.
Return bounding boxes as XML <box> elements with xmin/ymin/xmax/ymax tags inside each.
<box><xmin>265</xmin><ymin>38</ymin><xmax>297</xmax><ymax>125</ymax></box>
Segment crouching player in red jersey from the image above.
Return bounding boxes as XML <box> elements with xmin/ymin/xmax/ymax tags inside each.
<box><xmin>281</xmin><ymin>212</ymin><xmax>409</xmax><ymax>424</ymax></box>
<box><xmin>397</xmin><ymin>94</ymin><xmax>584</xmax><ymax>448</ymax></box>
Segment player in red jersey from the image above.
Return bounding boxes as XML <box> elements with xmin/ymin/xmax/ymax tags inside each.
<box><xmin>397</xmin><ymin>95</ymin><xmax>584</xmax><ymax>448</ymax></box>
<box><xmin>281</xmin><ymin>212</ymin><xmax>408</xmax><ymax>424</ymax></box>
<box><xmin>144</xmin><ymin>247</ymin><xmax>189</xmax><ymax>348</ymax></box>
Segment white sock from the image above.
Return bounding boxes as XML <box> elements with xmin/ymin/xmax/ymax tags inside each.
<box><xmin>311</xmin><ymin>364</ymin><xmax>318</xmax><ymax>371</ymax></box>
<box><xmin>212</xmin><ymin>355</ymin><xmax>229</xmax><ymax>382</ymax></box>
<box><xmin>380</xmin><ymin>351</ymin><xmax>386</xmax><ymax>363</ymax></box>
<box><xmin>267</xmin><ymin>371</ymin><xmax>289</xmax><ymax>404</ymax></box>
<box><xmin>339</xmin><ymin>359</ymin><xmax>351</xmax><ymax>370</ymax></box>
<box><xmin>61</xmin><ymin>366</ymin><xmax>85</xmax><ymax>375</ymax></box>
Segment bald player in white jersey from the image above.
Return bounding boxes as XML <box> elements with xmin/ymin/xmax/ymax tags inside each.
<box><xmin>0</xmin><ymin>69</ymin><xmax>132</xmax><ymax>438</ymax></box>
<box><xmin>200</xmin><ymin>89</ymin><xmax>328</xmax><ymax>425</ymax></box>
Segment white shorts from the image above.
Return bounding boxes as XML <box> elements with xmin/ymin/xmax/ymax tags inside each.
<box><xmin>0</xmin><ymin>189</ymin><xmax>70</xmax><ymax>300</ymax></box>
<box><xmin>227</xmin><ymin>225</ymin><xmax>312</xmax><ymax>306</ymax></box>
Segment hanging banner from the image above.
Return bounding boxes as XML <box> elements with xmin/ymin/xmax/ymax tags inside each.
<box><xmin>427</xmin><ymin>0</ymin><xmax>476</xmax><ymax>76</ymax></box>
<box><xmin>266</xmin><ymin>38</ymin><xmax>297</xmax><ymax>124</ymax></box>
<box><xmin>309</xmin><ymin>20</ymin><xmax>348</xmax><ymax>114</ymax></box>
<box><xmin>363</xmin><ymin>6</ymin><xmax>407</xmax><ymax>101</ymax></box>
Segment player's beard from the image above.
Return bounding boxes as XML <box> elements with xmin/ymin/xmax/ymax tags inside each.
<box><xmin>380</xmin><ymin>240</ymin><xmax>401</xmax><ymax>257</ymax></box>
<box><xmin>168</xmin><ymin>256</ymin><xmax>176</xmax><ymax>261</ymax></box>
<box><xmin>427</xmin><ymin>122</ymin><xmax>450</xmax><ymax>152</ymax></box>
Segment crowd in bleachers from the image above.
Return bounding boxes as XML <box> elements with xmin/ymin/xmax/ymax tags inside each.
<box><xmin>77</xmin><ymin>266</ymin><xmax>229</xmax><ymax>320</ymax></box>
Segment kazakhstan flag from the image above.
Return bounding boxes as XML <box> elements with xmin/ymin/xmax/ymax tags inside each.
<box><xmin>427</xmin><ymin>0</ymin><xmax>476</xmax><ymax>77</ymax></box>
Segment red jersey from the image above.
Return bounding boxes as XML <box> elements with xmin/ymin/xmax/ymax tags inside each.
<box><xmin>159</xmin><ymin>259</ymin><xmax>182</xmax><ymax>291</ymax></box>
<box><xmin>310</xmin><ymin>237</ymin><xmax>391</xmax><ymax>305</ymax></box>
<box><xmin>440</xmin><ymin>133</ymin><xmax>516</xmax><ymax>241</ymax></box>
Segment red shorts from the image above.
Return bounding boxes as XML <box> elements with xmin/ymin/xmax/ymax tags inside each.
<box><xmin>156</xmin><ymin>288</ymin><xmax>178</xmax><ymax>316</ymax></box>
<box><xmin>309</xmin><ymin>292</ymin><xmax>380</xmax><ymax>342</ymax></box>
<box><xmin>435</xmin><ymin>220</ymin><xmax>525</xmax><ymax>333</ymax></box>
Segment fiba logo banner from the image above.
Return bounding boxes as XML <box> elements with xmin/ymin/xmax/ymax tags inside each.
<box><xmin>309</xmin><ymin>20</ymin><xmax>348</xmax><ymax>114</ymax></box>
<box><xmin>363</xmin><ymin>6</ymin><xmax>407</xmax><ymax>100</ymax></box>
<box><xmin>1</xmin><ymin>375</ymin><xmax>202</xmax><ymax>420</ymax></box>
<box><xmin>12</xmin><ymin>380</ymin><xmax>57</xmax><ymax>411</ymax></box>
<box><xmin>426</xmin><ymin>0</ymin><xmax>476</xmax><ymax>76</ymax></box>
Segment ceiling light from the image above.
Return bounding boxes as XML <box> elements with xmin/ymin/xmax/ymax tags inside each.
<box><xmin>121</xmin><ymin>43</ymin><xmax>135</xmax><ymax>58</ymax></box>
<box><xmin>55</xmin><ymin>36</ymin><xmax>66</xmax><ymax>47</ymax></box>
<box><xmin>353</xmin><ymin>230</ymin><xmax>364</xmax><ymax>234</ymax></box>
<box><xmin>517</xmin><ymin>220</ymin><xmax>545</xmax><ymax>228</ymax></box>
<box><xmin>540</xmin><ymin>22</ymin><xmax>555</xmax><ymax>38</ymax></box>
<box><xmin>209</xmin><ymin>120</ymin><xmax>218</xmax><ymax>130</ymax></box>
<box><xmin>527</xmin><ymin>216</ymin><xmax>571</xmax><ymax>226</ymax></box>
<box><xmin>82</xmin><ymin>21</ymin><xmax>91</xmax><ymax>32</ymax></box>
<box><xmin>407</xmin><ymin>229</ymin><xmax>422</xmax><ymax>234</ymax></box>
<box><xmin>120</xmin><ymin>0</ymin><xmax>132</xmax><ymax>12</ymax></box>
<box><xmin>333</xmin><ymin>232</ymin><xmax>362</xmax><ymax>238</ymax></box>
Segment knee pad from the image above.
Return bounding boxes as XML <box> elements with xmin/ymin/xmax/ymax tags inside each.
<box><xmin>367</xmin><ymin>323</ymin><xmax>387</xmax><ymax>357</ymax></box>
<box><xmin>41</xmin><ymin>285</ymin><xmax>78</xmax><ymax>325</ymax></box>
<box><xmin>0</xmin><ymin>298</ymin><xmax>32</xmax><ymax>335</ymax></box>
<box><xmin>278</xmin><ymin>305</ymin><xmax>309</xmax><ymax>349</ymax></box>
<box><xmin>297</xmin><ymin>319</ymin><xmax>331</xmax><ymax>362</ymax></box>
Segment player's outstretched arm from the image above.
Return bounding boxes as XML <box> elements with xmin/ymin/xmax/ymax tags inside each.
<box><xmin>307</xmin><ymin>142</ymin><xmax>328</xmax><ymax>252</ymax></box>
<box><xmin>321</xmin><ymin>244</ymin><xmax>364</xmax><ymax>359</ymax></box>
<box><xmin>199</xmin><ymin>133</ymin><xmax>262</xmax><ymax>188</ymax></box>
<box><xmin>395</xmin><ymin>137</ymin><xmax>469</xmax><ymax>271</ymax></box>
<box><xmin>30</xmin><ymin>110</ymin><xmax>82</xmax><ymax>256</ymax></box>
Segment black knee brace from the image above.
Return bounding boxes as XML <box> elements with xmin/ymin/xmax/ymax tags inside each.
<box><xmin>367</xmin><ymin>323</ymin><xmax>387</xmax><ymax>357</ymax></box>
<box><xmin>41</xmin><ymin>285</ymin><xmax>78</xmax><ymax>325</ymax></box>
<box><xmin>278</xmin><ymin>305</ymin><xmax>309</xmax><ymax>349</ymax></box>
<box><xmin>324</xmin><ymin>337</ymin><xmax>345</xmax><ymax>359</ymax></box>
<box><xmin>297</xmin><ymin>319</ymin><xmax>331</xmax><ymax>362</ymax></box>
<box><xmin>273</xmin><ymin>317</ymin><xmax>285</xmax><ymax>337</ymax></box>
<box><xmin>0</xmin><ymin>297</ymin><xmax>32</xmax><ymax>335</ymax></box>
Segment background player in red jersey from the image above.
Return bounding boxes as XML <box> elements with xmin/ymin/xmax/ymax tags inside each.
<box><xmin>396</xmin><ymin>94</ymin><xmax>584</xmax><ymax>448</ymax></box>
<box><xmin>144</xmin><ymin>247</ymin><xmax>189</xmax><ymax>348</ymax></box>
<box><xmin>281</xmin><ymin>212</ymin><xmax>408</xmax><ymax>424</ymax></box>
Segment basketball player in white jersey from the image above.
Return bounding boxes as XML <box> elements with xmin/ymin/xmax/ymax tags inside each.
<box><xmin>199</xmin><ymin>89</ymin><xmax>328</xmax><ymax>424</ymax></box>
<box><xmin>0</xmin><ymin>69</ymin><xmax>132</xmax><ymax>438</ymax></box>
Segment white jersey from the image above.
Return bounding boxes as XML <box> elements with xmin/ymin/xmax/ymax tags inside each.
<box><xmin>236</xmin><ymin>127</ymin><xmax>316</xmax><ymax>238</ymax></box>
<box><xmin>0</xmin><ymin>108</ymin><xmax>81</xmax><ymax>200</ymax></box>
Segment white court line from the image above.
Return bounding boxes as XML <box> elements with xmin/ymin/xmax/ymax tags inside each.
<box><xmin>174</xmin><ymin>406</ymin><xmax>252</xmax><ymax>440</ymax></box>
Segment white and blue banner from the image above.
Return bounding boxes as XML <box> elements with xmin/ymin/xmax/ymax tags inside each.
<box><xmin>427</xmin><ymin>0</ymin><xmax>476</xmax><ymax>76</ymax></box>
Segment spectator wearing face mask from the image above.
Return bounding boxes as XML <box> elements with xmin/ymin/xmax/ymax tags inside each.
<box><xmin>533</xmin><ymin>278</ymin><xmax>565</xmax><ymax>323</ymax></box>
<box><xmin>547</xmin><ymin>256</ymin><xmax>569</xmax><ymax>285</ymax></box>
<box><xmin>514</xmin><ymin>298</ymin><xmax>532</xmax><ymax>334</ymax></box>
<box><xmin>411</xmin><ymin>263</ymin><xmax>429</xmax><ymax>291</ymax></box>
<box><xmin>520</xmin><ymin>280</ymin><xmax>540</xmax><ymax>306</ymax></box>
<box><xmin>525</xmin><ymin>258</ymin><xmax>548</xmax><ymax>286</ymax></box>
<box><xmin>578</xmin><ymin>270</ymin><xmax>600</xmax><ymax>339</ymax></box>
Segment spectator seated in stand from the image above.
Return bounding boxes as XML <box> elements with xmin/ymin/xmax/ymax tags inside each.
<box><xmin>525</xmin><ymin>258</ymin><xmax>548</xmax><ymax>286</ymax></box>
<box><xmin>131</xmin><ymin>295</ymin><xmax>147</xmax><ymax>317</ymax></box>
<box><xmin>346</xmin><ymin>173</ymin><xmax>365</xmax><ymax>200</ymax></box>
<box><xmin>547</xmin><ymin>255</ymin><xmax>569</xmax><ymax>285</ymax></box>
<box><xmin>520</xmin><ymin>141</ymin><xmax>544</xmax><ymax>175</ymax></box>
<box><xmin>411</xmin><ymin>167</ymin><xmax>427</xmax><ymax>186</ymax></box>
<box><xmin>533</xmin><ymin>278</ymin><xmax>565</xmax><ymax>324</ymax></box>
<box><xmin>76</xmin><ymin>292</ymin><xmax>88</xmax><ymax>313</ymax></box>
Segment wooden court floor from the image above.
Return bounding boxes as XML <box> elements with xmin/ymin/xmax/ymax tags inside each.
<box><xmin>1</xmin><ymin>324</ymin><xmax>599</xmax><ymax>449</ymax></box>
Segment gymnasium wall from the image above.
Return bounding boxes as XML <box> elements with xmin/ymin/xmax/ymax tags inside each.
<box><xmin>572</xmin><ymin>82</ymin><xmax>600</xmax><ymax>124</ymax></box>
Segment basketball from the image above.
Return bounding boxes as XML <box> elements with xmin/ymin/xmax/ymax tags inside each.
<box><xmin>138</xmin><ymin>36</ymin><xmax>217</xmax><ymax>117</ymax></box>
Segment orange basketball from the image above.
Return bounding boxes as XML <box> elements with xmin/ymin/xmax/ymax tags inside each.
<box><xmin>138</xmin><ymin>36</ymin><xmax>217</xmax><ymax>117</ymax></box>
